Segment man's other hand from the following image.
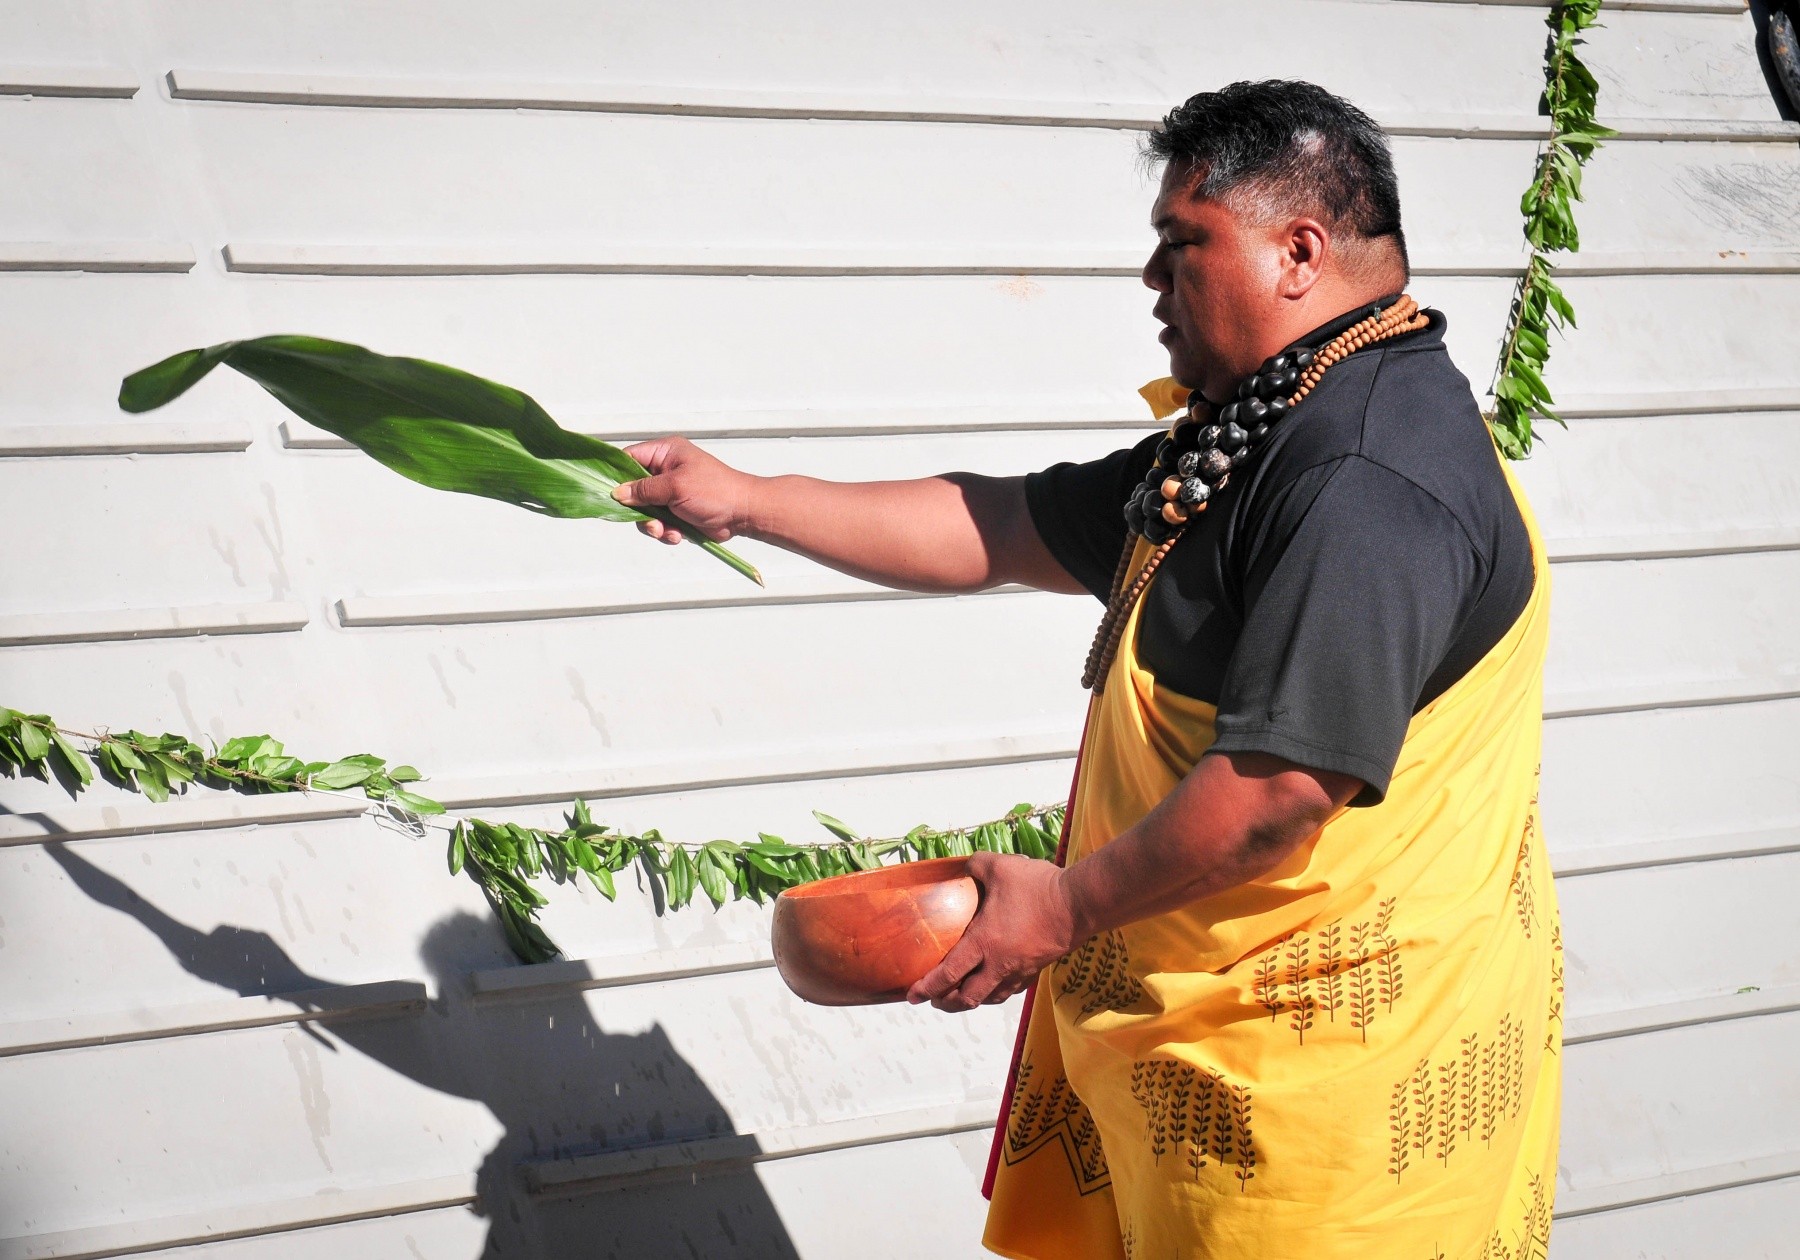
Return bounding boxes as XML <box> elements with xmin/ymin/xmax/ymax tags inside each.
<box><xmin>907</xmin><ymin>852</ymin><xmax>1080</xmax><ymax>1013</ymax></box>
<box><xmin>612</xmin><ymin>436</ymin><xmax>755</xmax><ymax>545</ymax></box>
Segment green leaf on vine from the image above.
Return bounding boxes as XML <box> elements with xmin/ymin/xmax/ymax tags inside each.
<box><xmin>310</xmin><ymin>760</ymin><xmax>374</xmax><ymax>790</ymax></box>
<box><xmin>393</xmin><ymin>788</ymin><xmax>446</xmax><ymax>815</ymax></box>
<box><xmin>696</xmin><ymin>846</ymin><xmax>732</xmax><ymax>908</ymax></box>
<box><xmin>811</xmin><ymin>811</ymin><xmax>860</xmax><ymax>843</ymax></box>
<box><xmin>48</xmin><ymin>730</ymin><xmax>94</xmax><ymax>787</ymax></box>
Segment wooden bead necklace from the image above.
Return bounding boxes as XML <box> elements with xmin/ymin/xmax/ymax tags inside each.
<box><xmin>1081</xmin><ymin>294</ymin><xmax>1429</xmax><ymax>692</ymax></box>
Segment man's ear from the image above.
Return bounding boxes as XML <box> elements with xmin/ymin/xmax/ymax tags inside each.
<box><xmin>1279</xmin><ymin>218</ymin><xmax>1330</xmax><ymax>299</ymax></box>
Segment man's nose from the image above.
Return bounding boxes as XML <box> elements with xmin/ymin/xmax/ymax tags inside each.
<box><xmin>1142</xmin><ymin>244</ymin><xmax>1172</xmax><ymax>293</ymax></box>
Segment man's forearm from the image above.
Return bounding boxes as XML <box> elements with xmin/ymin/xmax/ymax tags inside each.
<box><xmin>746</xmin><ymin>471</ymin><xmax>1070</xmax><ymax>594</ymax></box>
<box><xmin>1058</xmin><ymin>750</ymin><xmax>1360</xmax><ymax>941</ymax></box>
<box><xmin>904</xmin><ymin>750</ymin><xmax>1363</xmax><ymax>1012</ymax></box>
<box><xmin>613</xmin><ymin>437</ymin><xmax>1085</xmax><ymax>596</ymax></box>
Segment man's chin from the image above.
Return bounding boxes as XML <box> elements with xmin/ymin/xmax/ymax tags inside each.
<box><xmin>1165</xmin><ymin>351</ymin><xmax>1204</xmax><ymax>394</ymax></box>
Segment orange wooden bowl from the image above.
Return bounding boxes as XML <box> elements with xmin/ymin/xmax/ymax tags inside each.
<box><xmin>771</xmin><ymin>857</ymin><xmax>979</xmax><ymax>1006</ymax></box>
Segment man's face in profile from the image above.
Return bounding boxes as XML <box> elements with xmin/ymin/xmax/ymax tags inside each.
<box><xmin>1142</xmin><ymin>164</ymin><xmax>1289</xmax><ymax>401</ymax></box>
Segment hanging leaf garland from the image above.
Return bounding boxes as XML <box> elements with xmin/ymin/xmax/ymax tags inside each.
<box><xmin>447</xmin><ymin>801</ymin><xmax>1064</xmax><ymax>964</ymax></box>
<box><xmin>118</xmin><ymin>335</ymin><xmax>761</xmax><ymax>584</ymax></box>
<box><xmin>1486</xmin><ymin>0</ymin><xmax>1614</xmax><ymax>458</ymax></box>
<box><xmin>0</xmin><ymin>707</ymin><xmax>1062</xmax><ymax>965</ymax></box>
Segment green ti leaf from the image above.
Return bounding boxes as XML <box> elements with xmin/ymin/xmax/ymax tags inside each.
<box><xmin>119</xmin><ymin>335</ymin><xmax>761</xmax><ymax>585</ymax></box>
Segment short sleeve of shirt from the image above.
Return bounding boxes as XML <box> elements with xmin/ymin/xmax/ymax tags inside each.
<box><xmin>1023</xmin><ymin>434</ymin><xmax>1159</xmax><ymax>601</ymax></box>
<box><xmin>1210</xmin><ymin>455</ymin><xmax>1485</xmax><ymax>805</ymax></box>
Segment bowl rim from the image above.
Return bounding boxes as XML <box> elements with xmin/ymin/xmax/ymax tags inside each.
<box><xmin>776</xmin><ymin>855</ymin><xmax>973</xmax><ymax>901</ymax></box>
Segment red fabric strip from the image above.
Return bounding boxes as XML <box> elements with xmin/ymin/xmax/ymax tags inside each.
<box><xmin>982</xmin><ymin>697</ymin><xmax>1096</xmax><ymax>1200</ymax></box>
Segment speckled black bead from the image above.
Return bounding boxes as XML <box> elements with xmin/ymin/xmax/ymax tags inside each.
<box><xmin>1176</xmin><ymin>449</ymin><xmax>1201</xmax><ymax>478</ymax></box>
<box><xmin>1179</xmin><ymin>477</ymin><xmax>1210</xmax><ymax>506</ymax></box>
<box><xmin>1198</xmin><ymin>448</ymin><xmax>1232</xmax><ymax>483</ymax></box>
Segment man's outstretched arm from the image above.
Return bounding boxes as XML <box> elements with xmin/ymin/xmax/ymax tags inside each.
<box><xmin>611</xmin><ymin>436</ymin><xmax>1087</xmax><ymax>595</ymax></box>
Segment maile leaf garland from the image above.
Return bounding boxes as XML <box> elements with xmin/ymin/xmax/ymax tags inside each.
<box><xmin>119</xmin><ymin>334</ymin><xmax>760</xmax><ymax>584</ymax></box>
<box><xmin>1486</xmin><ymin>0</ymin><xmax>1614</xmax><ymax>458</ymax></box>
<box><xmin>0</xmin><ymin>706</ymin><xmax>1062</xmax><ymax>965</ymax></box>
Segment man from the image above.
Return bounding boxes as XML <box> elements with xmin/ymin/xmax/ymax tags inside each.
<box><xmin>614</xmin><ymin>81</ymin><xmax>1559</xmax><ymax>1260</ymax></box>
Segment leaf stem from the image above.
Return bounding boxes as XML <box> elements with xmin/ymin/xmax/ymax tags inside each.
<box><xmin>698</xmin><ymin>535</ymin><xmax>765</xmax><ymax>586</ymax></box>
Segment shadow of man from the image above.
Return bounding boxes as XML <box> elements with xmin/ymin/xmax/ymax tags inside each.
<box><xmin>47</xmin><ymin>843</ymin><xmax>802</xmax><ymax>1259</ymax></box>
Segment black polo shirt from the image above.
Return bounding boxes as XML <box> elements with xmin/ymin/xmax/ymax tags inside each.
<box><xmin>1025</xmin><ymin>308</ymin><xmax>1534</xmax><ymax>805</ymax></box>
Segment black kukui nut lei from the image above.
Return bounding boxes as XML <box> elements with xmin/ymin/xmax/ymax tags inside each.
<box><xmin>1197</xmin><ymin>448</ymin><xmax>1232</xmax><ymax>482</ymax></box>
<box><xmin>1121</xmin><ymin>349</ymin><xmax>1311</xmax><ymax>540</ymax></box>
<box><xmin>1117</xmin><ymin>297</ymin><xmax>1421</xmax><ymax>548</ymax></box>
<box><xmin>1087</xmin><ymin>296</ymin><xmax>1426</xmax><ymax>695</ymax></box>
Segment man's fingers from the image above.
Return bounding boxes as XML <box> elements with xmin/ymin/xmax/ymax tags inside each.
<box><xmin>611</xmin><ymin>472</ymin><xmax>672</xmax><ymax>509</ymax></box>
<box><xmin>983</xmin><ymin>978</ymin><xmax>1027</xmax><ymax>1005</ymax></box>
<box><xmin>908</xmin><ymin>937</ymin><xmax>983</xmax><ymax>1005</ymax></box>
<box><xmin>959</xmin><ymin>958</ymin><xmax>1039</xmax><ymax>1009</ymax></box>
<box><xmin>953</xmin><ymin>963</ymin><xmax>1003</xmax><ymax>1009</ymax></box>
<box><xmin>621</xmin><ymin>436</ymin><xmax>686</xmax><ymax>471</ymax></box>
<box><xmin>929</xmin><ymin>964</ymin><xmax>988</xmax><ymax>1012</ymax></box>
<box><xmin>932</xmin><ymin>986</ymin><xmax>983</xmax><ymax>1014</ymax></box>
<box><xmin>635</xmin><ymin>518</ymin><xmax>684</xmax><ymax>545</ymax></box>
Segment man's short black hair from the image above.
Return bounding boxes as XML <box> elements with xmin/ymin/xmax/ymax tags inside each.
<box><xmin>1146</xmin><ymin>80</ymin><xmax>1409</xmax><ymax>273</ymax></box>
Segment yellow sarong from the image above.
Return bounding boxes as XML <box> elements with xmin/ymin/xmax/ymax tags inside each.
<box><xmin>985</xmin><ymin>413</ymin><xmax>1561</xmax><ymax>1259</ymax></box>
